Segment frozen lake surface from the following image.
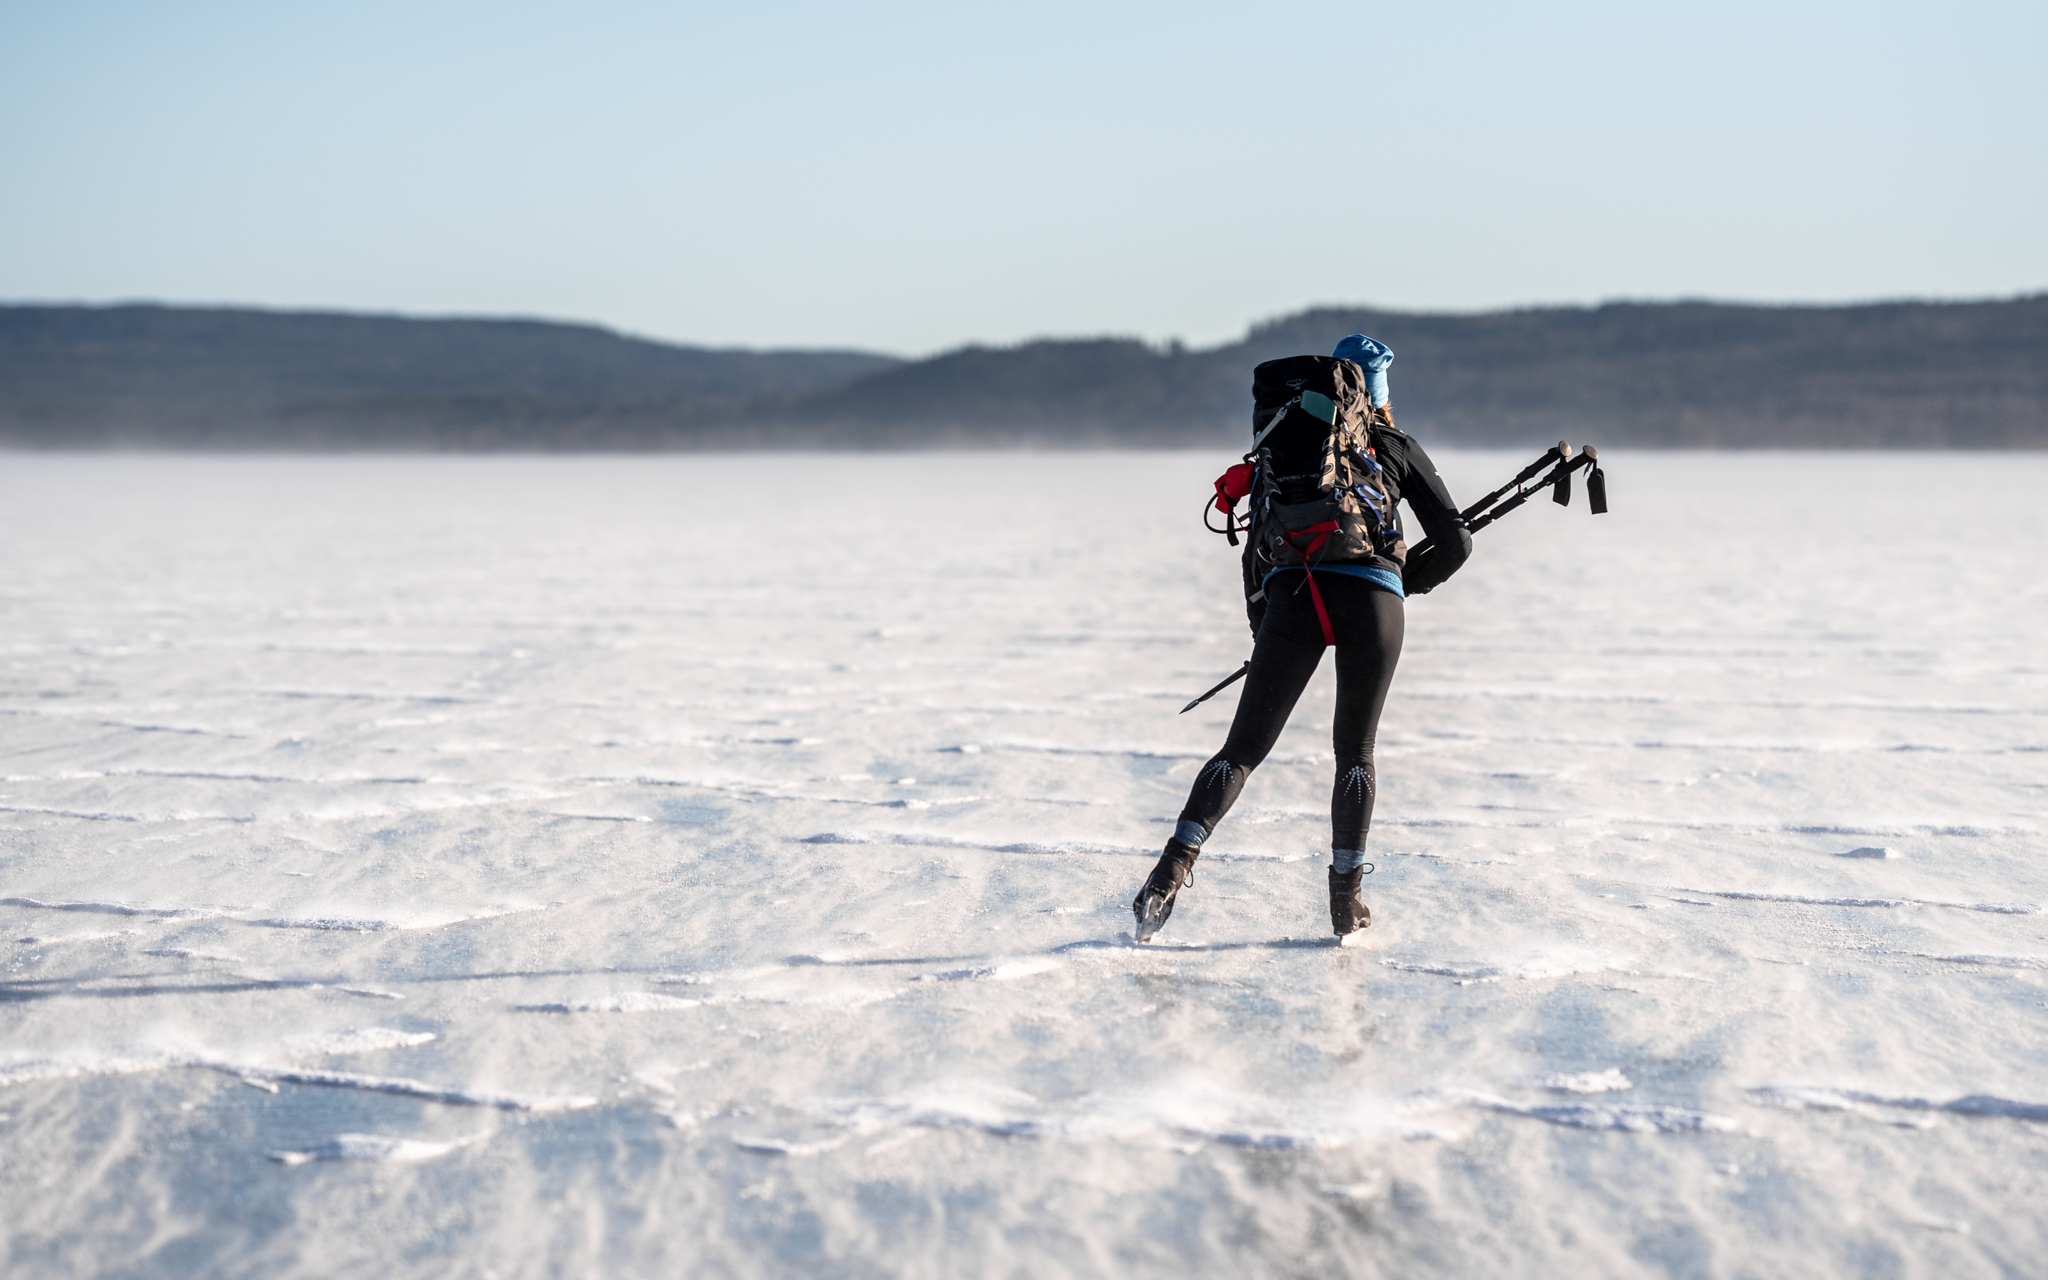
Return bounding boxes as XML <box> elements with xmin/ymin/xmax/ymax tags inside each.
<box><xmin>3</xmin><ymin>449</ymin><xmax>2045</xmax><ymax>1277</ymax></box>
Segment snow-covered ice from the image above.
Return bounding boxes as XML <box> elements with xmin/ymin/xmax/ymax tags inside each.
<box><xmin>2</xmin><ymin>450</ymin><xmax>2045</xmax><ymax>1276</ymax></box>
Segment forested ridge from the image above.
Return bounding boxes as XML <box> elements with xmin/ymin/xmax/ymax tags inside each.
<box><xmin>4</xmin><ymin>296</ymin><xmax>2043</xmax><ymax>448</ymax></box>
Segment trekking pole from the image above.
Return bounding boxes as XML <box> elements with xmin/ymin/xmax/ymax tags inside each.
<box><xmin>1430</xmin><ymin>445</ymin><xmax>1606</xmax><ymax>548</ymax></box>
<box><xmin>1180</xmin><ymin>660</ymin><xmax>1251</xmax><ymax>714</ymax></box>
<box><xmin>1463</xmin><ymin>448</ymin><xmax>1591</xmax><ymax>533</ymax></box>
<box><xmin>1458</xmin><ymin>441</ymin><xmax>1571</xmax><ymax>524</ymax></box>
<box><xmin>1180</xmin><ymin>443</ymin><xmax>1609</xmax><ymax>713</ymax></box>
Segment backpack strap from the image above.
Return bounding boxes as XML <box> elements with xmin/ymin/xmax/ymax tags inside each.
<box><xmin>1277</xmin><ymin>521</ymin><xmax>1342</xmax><ymax>646</ymax></box>
<box><xmin>1303</xmin><ymin>570</ymin><xmax>1335</xmax><ymax>645</ymax></box>
<box><xmin>1250</xmin><ymin>395</ymin><xmax>1301</xmax><ymax>451</ymax></box>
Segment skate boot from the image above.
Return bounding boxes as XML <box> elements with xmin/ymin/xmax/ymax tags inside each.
<box><xmin>1329</xmin><ymin>865</ymin><xmax>1372</xmax><ymax>937</ymax></box>
<box><xmin>1132</xmin><ymin>839</ymin><xmax>1200</xmax><ymax>944</ymax></box>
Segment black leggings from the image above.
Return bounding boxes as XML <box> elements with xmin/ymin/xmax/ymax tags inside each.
<box><xmin>1177</xmin><ymin>571</ymin><xmax>1404</xmax><ymax>852</ymax></box>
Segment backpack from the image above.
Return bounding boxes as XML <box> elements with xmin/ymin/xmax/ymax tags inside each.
<box><xmin>1208</xmin><ymin>355</ymin><xmax>1404</xmax><ymax>639</ymax></box>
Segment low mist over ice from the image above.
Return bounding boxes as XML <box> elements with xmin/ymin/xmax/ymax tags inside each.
<box><xmin>2</xmin><ymin>451</ymin><xmax>2044</xmax><ymax>1276</ymax></box>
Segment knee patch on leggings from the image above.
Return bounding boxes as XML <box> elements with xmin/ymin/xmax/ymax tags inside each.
<box><xmin>1330</xmin><ymin>753</ymin><xmax>1378</xmax><ymax>852</ymax></box>
<box><xmin>1336</xmin><ymin>762</ymin><xmax>1374</xmax><ymax>805</ymax></box>
<box><xmin>1179</xmin><ymin>756</ymin><xmax>1252</xmax><ymax>836</ymax></box>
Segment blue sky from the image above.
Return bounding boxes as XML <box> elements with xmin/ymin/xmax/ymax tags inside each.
<box><xmin>2</xmin><ymin>0</ymin><xmax>2041</xmax><ymax>354</ymax></box>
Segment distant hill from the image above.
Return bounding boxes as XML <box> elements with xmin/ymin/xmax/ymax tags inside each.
<box><xmin>4</xmin><ymin>297</ymin><xmax>2045</xmax><ymax>449</ymax></box>
<box><xmin>0</xmin><ymin>305</ymin><xmax>899</xmax><ymax>448</ymax></box>
<box><xmin>1223</xmin><ymin>299</ymin><xmax>2048</xmax><ymax>448</ymax></box>
<box><xmin>774</xmin><ymin>297</ymin><xmax>2048</xmax><ymax>448</ymax></box>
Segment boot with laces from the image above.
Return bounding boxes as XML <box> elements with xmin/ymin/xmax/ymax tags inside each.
<box><xmin>1329</xmin><ymin>865</ymin><xmax>1371</xmax><ymax>936</ymax></box>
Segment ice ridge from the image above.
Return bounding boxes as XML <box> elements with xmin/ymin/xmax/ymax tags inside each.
<box><xmin>1519</xmin><ymin>1069</ymin><xmax>1634</xmax><ymax>1094</ymax></box>
<box><xmin>0</xmin><ymin>1028</ymin><xmax>595</xmax><ymax>1112</ymax></box>
<box><xmin>788</xmin><ymin>1078</ymin><xmax>1731</xmax><ymax>1151</ymax></box>
<box><xmin>239</xmin><ymin>1067</ymin><xmax>595</xmax><ymax>1112</ymax></box>
<box><xmin>915</xmin><ymin>958</ymin><xmax>1061</xmax><ymax>983</ymax></box>
<box><xmin>2</xmin><ymin>896</ymin><xmax>232</xmax><ymax>920</ymax></box>
<box><xmin>1750</xmin><ymin>1086</ymin><xmax>2048</xmax><ymax>1123</ymax></box>
<box><xmin>517</xmin><ymin>993</ymin><xmax>703</xmax><ymax>1013</ymax></box>
<box><xmin>1912</xmin><ymin>953</ymin><xmax>2048</xmax><ymax>968</ymax></box>
<box><xmin>246</xmin><ymin>904</ymin><xmax>540</xmax><ymax>932</ymax></box>
<box><xmin>1379</xmin><ymin>949</ymin><xmax>1630</xmax><ymax>985</ymax></box>
<box><xmin>1688</xmin><ymin>889</ymin><xmax>2043</xmax><ymax>914</ymax></box>
<box><xmin>1412</xmin><ymin>1089</ymin><xmax>1735</xmax><ymax>1133</ymax></box>
<box><xmin>801</xmin><ymin>829</ymin><xmax>1311</xmax><ymax>862</ymax></box>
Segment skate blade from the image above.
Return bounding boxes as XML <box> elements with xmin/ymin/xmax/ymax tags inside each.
<box><xmin>1133</xmin><ymin>893</ymin><xmax>1174</xmax><ymax>944</ymax></box>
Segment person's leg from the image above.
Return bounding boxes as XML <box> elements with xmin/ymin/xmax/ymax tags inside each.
<box><xmin>1172</xmin><ymin>611</ymin><xmax>1326</xmax><ymax>850</ymax></box>
<box><xmin>1329</xmin><ymin>586</ymin><xmax>1405</xmax><ymax>858</ymax></box>
<box><xmin>1327</xmin><ymin>586</ymin><xmax>1404</xmax><ymax>935</ymax></box>
<box><xmin>1134</xmin><ymin>573</ymin><xmax>1329</xmax><ymax>941</ymax></box>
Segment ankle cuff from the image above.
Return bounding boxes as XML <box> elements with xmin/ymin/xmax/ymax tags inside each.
<box><xmin>1332</xmin><ymin>848</ymin><xmax>1371</xmax><ymax>874</ymax></box>
<box><xmin>1173</xmin><ymin>820</ymin><xmax>1208</xmax><ymax>849</ymax></box>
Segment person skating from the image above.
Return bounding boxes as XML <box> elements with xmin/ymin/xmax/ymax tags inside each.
<box><xmin>1133</xmin><ymin>334</ymin><xmax>1473</xmax><ymax>942</ymax></box>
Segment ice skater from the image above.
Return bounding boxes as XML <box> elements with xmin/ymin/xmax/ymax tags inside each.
<box><xmin>1133</xmin><ymin>335</ymin><xmax>1473</xmax><ymax>942</ymax></box>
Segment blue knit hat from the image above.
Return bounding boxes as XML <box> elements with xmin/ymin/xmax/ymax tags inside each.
<box><xmin>1332</xmin><ymin>334</ymin><xmax>1393</xmax><ymax>407</ymax></box>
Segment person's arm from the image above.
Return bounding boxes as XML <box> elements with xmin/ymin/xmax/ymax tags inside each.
<box><xmin>1399</xmin><ymin>437</ymin><xmax>1472</xmax><ymax>595</ymax></box>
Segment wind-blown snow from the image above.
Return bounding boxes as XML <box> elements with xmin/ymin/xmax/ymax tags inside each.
<box><xmin>3</xmin><ymin>450</ymin><xmax>2045</xmax><ymax>1277</ymax></box>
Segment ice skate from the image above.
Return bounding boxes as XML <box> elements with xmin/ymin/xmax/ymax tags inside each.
<box><xmin>1329</xmin><ymin>865</ymin><xmax>1371</xmax><ymax>937</ymax></box>
<box><xmin>1132</xmin><ymin>839</ymin><xmax>1200</xmax><ymax>943</ymax></box>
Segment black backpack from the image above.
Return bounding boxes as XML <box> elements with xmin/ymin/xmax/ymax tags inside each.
<box><xmin>1205</xmin><ymin>356</ymin><xmax>1406</xmax><ymax>637</ymax></box>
